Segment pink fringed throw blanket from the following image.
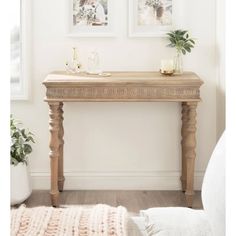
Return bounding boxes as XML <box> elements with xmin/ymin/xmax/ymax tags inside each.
<box><xmin>11</xmin><ymin>204</ymin><xmax>127</xmax><ymax>236</ymax></box>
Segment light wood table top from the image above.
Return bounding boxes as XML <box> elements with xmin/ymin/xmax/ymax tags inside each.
<box><xmin>43</xmin><ymin>71</ymin><xmax>203</xmax><ymax>102</ymax></box>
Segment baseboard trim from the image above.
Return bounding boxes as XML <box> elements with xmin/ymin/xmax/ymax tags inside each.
<box><xmin>31</xmin><ymin>171</ymin><xmax>204</xmax><ymax>191</ymax></box>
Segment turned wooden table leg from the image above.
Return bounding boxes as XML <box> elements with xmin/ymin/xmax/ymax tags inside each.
<box><xmin>58</xmin><ymin>102</ymin><xmax>65</xmax><ymax>192</ymax></box>
<box><xmin>181</xmin><ymin>101</ymin><xmax>198</xmax><ymax>207</ymax></box>
<box><xmin>49</xmin><ymin>102</ymin><xmax>61</xmax><ymax>207</ymax></box>
<box><xmin>181</xmin><ymin>102</ymin><xmax>188</xmax><ymax>192</ymax></box>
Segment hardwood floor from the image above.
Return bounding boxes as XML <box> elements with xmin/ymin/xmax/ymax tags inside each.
<box><xmin>25</xmin><ymin>190</ymin><xmax>203</xmax><ymax>215</ymax></box>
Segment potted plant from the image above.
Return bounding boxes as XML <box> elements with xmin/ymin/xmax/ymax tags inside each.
<box><xmin>166</xmin><ymin>30</ymin><xmax>196</xmax><ymax>74</ymax></box>
<box><xmin>10</xmin><ymin>115</ymin><xmax>35</xmax><ymax>205</ymax></box>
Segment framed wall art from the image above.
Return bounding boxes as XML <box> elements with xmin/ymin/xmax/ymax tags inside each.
<box><xmin>129</xmin><ymin>0</ymin><xmax>175</xmax><ymax>37</ymax></box>
<box><xmin>68</xmin><ymin>0</ymin><xmax>115</xmax><ymax>37</ymax></box>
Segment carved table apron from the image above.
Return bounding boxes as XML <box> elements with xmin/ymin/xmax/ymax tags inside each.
<box><xmin>43</xmin><ymin>71</ymin><xmax>204</xmax><ymax>207</ymax></box>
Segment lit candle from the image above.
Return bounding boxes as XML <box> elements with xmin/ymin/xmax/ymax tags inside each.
<box><xmin>160</xmin><ymin>59</ymin><xmax>174</xmax><ymax>74</ymax></box>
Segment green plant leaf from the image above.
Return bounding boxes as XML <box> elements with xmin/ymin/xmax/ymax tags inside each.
<box><xmin>185</xmin><ymin>47</ymin><xmax>191</xmax><ymax>53</ymax></box>
<box><xmin>167</xmin><ymin>44</ymin><xmax>175</xmax><ymax>48</ymax></box>
<box><xmin>11</xmin><ymin>158</ymin><xmax>19</xmax><ymax>166</ymax></box>
<box><xmin>169</xmin><ymin>38</ymin><xmax>176</xmax><ymax>43</ymax></box>
<box><xmin>190</xmin><ymin>43</ymin><xmax>195</xmax><ymax>48</ymax></box>
<box><xmin>24</xmin><ymin>144</ymin><xmax>32</xmax><ymax>154</ymax></box>
<box><xmin>10</xmin><ymin>115</ymin><xmax>35</xmax><ymax>165</ymax></box>
<box><xmin>166</xmin><ymin>32</ymin><xmax>174</xmax><ymax>37</ymax></box>
<box><xmin>180</xmin><ymin>30</ymin><xmax>188</xmax><ymax>35</ymax></box>
<box><xmin>189</xmin><ymin>39</ymin><xmax>195</xmax><ymax>44</ymax></box>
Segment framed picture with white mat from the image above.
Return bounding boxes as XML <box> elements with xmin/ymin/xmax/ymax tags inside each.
<box><xmin>129</xmin><ymin>0</ymin><xmax>181</xmax><ymax>37</ymax></box>
<box><xmin>68</xmin><ymin>0</ymin><xmax>116</xmax><ymax>37</ymax></box>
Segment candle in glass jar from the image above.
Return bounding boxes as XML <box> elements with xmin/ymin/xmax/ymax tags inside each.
<box><xmin>160</xmin><ymin>59</ymin><xmax>174</xmax><ymax>73</ymax></box>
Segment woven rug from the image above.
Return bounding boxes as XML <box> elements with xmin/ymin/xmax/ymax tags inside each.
<box><xmin>11</xmin><ymin>204</ymin><xmax>128</xmax><ymax>236</ymax></box>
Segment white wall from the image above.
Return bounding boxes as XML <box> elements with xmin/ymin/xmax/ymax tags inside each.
<box><xmin>11</xmin><ymin>0</ymin><xmax>218</xmax><ymax>190</ymax></box>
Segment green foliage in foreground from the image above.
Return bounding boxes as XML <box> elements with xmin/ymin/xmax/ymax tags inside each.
<box><xmin>11</xmin><ymin>115</ymin><xmax>35</xmax><ymax>166</ymax></box>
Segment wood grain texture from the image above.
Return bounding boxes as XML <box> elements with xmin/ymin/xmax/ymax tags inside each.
<box><xmin>49</xmin><ymin>102</ymin><xmax>61</xmax><ymax>207</ymax></box>
<box><xmin>58</xmin><ymin>102</ymin><xmax>65</xmax><ymax>192</ymax></box>
<box><xmin>181</xmin><ymin>102</ymin><xmax>188</xmax><ymax>192</ymax></box>
<box><xmin>43</xmin><ymin>71</ymin><xmax>203</xmax><ymax>102</ymax></box>
<box><xmin>24</xmin><ymin>190</ymin><xmax>203</xmax><ymax>216</ymax></box>
<box><xmin>182</xmin><ymin>102</ymin><xmax>198</xmax><ymax>207</ymax></box>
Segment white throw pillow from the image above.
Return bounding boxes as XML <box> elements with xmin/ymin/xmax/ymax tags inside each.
<box><xmin>140</xmin><ymin>207</ymin><xmax>212</xmax><ymax>236</ymax></box>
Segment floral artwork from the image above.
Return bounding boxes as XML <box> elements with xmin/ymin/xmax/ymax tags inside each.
<box><xmin>73</xmin><ymin>0</ymin><xmax>108</xmax><ymax>26</ymax></box>
<box><xmin>138</xmin><ymin>0</ymin><xmax>172</xmax><ymax>26</ymax></box>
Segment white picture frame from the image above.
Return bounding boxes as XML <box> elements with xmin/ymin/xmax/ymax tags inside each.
<box><xmin>129</xmin><ymin>0</ymin><xmax>177</xmax><ymax>37</ymax></box>
<box><xmin>68</xmin><ymin>0</ymin><xmax>116</xmax><ymax>37</ymax></box>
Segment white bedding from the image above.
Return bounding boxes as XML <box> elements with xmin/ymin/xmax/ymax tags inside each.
<box><xmin>140</xmin><ymin>207</ymin><xmax>212</xmax><ymax>236</ymax></box>
<box><xmin>128</xmin><ymin>208</ymin><xmax>212</xmax><ymax>236</ymax></box>
<box><xmin>128</xmin><ymin>217</ymin><xmax>147</xmax><ymax>236</ymax></box>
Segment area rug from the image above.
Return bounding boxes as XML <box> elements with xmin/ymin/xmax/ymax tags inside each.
<box><xmin>11</xmin><ymin>204</ymin><xmax>128</xmax><ymax>236</ymax></box>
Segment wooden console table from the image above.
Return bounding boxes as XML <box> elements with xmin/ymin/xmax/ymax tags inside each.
<box><xmin>43</xmin><ymin>71</ymin><xmax>203</xmax><ymax>207</ymax></box>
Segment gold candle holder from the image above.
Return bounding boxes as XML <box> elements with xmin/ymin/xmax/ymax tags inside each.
<box><xmin>160</xmin><ymin>69</ymin><xmax>175</xmax><ymax>76</ymax></box>
<box><xmin>160</xmin><ymin>59</ymin><xmax>174</xmax><ymax>76</ymax></box>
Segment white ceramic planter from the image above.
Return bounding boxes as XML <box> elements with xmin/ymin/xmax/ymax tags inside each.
<box><xmin>11</xmin><ymin>163</ymin><xmax>32</xmax><ymax>205</ymax></box>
